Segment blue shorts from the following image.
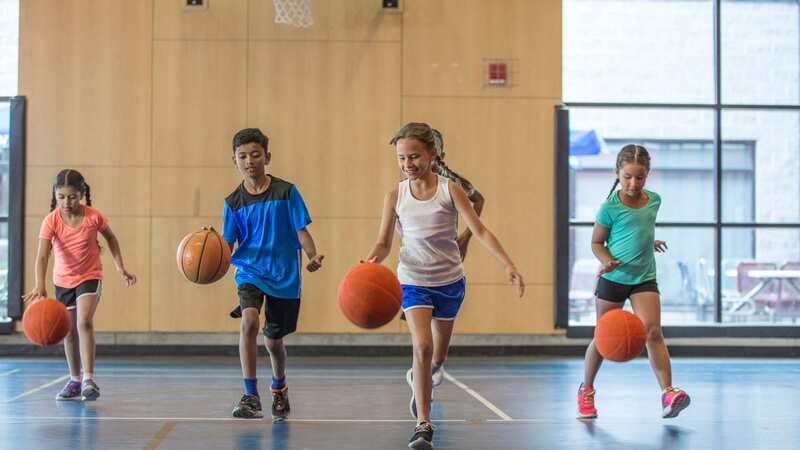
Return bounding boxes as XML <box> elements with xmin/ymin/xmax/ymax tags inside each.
<box><xmin>401</xmin><ymin>278</ymin><xmax>466</xmax><ymax>320</ymax></box>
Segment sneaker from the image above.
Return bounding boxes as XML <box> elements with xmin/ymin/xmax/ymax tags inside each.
<box><xmin>232</xmin><ymin>394</ymin><xmax>263</xmax><ymax>419</ymax></box>
<box><xmin>271</xmin><ymin>386</ymin><xmax>290</xmax><ymax>421</ymax></box>
<box><xmin>408</xmin><ymin>421</ymin><xmax>434</xmax><ymax>450</ymax></box>
<box><xmin>431</xmin><ymin>364</ymin><xmax>444</xmax><ymax>388</ymax></box>
<box><xmin>230</xmin><ymin>305</ymin><xmax>242</xmax><ymax>319</ymax></box>
<box><xmin>577</xmin><ymin>383</ymin><xmax>597</xmax><ymax>419</ymax></box>
<box><xmin>81</xmin><ymin>380</ymin><xmax>100</xmax><ymax>401</ymax></box>
<box><xmin>661</xmin><ymin>387</ymin><xmax>690</xmax><ymax>418</ymax></box>
<box><xmin>56</xmin><ymin>380</ymin><xmax>82</xmax><ymax>400</ymax></box>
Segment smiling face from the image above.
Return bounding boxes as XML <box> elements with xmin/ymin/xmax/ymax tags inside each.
<box><xmin>233</xmin><ymin>142</ymin><xmax>270</xmax><ymax>180</ymax></box>
<box><xmin>55</xmin><ymin>185</ymin><xmax>83</xmax><ymax>215</ymax></box>
<box><xmin>617</xmin><ymin>162</ymin><xmax>649</xmax><ymax>198</ymax></box>
<box><xmin>396</xmin><ymin>138</ymin><xmax>435</xmax><ymax>181</ymax></box>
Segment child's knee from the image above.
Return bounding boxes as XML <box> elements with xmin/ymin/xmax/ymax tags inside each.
<box><xmin>265</xmin><ymin>338</ymin><xmax>284</xmax><ymax>353</ymax></box>
<box><xmin>77</xmin><ymin>318</ymin><xmax>94</xmax><ymax>333</ymax></box>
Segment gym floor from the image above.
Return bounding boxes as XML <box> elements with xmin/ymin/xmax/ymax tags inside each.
<box><xmin>0</xmin><ymin>356</ymin><xmax>797</xmax><ymax>449</ymax></box>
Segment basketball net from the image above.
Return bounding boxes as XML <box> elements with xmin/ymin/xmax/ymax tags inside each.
<box><xmin>273</xmin><ymin>0</ymin><xmax>313</xmax><ymax>28</ymax></box>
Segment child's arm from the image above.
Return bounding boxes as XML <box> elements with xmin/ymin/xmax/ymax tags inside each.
<box><xmin>22</xmin><ymin>238</ymin><xmax>52</xmax><ymax>304</ymax></box>
<box><xmin>456</xmin><ymin>189</ymin><xmax>485</xmax><ymax>260</ymax></box>
<box><xmin>365</xmin><ymin>189</ymin><xmax>399</xmax><ymax>264</ymax></box>
<box><xmin>100</xmin><ymin>227</ymin><xmax>137</xmax><ymax>286</ymax></box>
<box><xmin>448</xmin><ymin>181</ymin><xmax>524</xmax><ymax>297</ymax></box>
<box><xmin>591</xmin><ymin>224</ymin><xmax>620</xmax><ymax>275</ymax></box>
<box><xmin>297</xmin><ymin>228</ymin><xmax>324</xmax><ymax>272</ymax></box>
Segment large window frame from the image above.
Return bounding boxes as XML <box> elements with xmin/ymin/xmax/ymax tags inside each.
<box><xmin>555</xmin><ymin>0</ymin><xmax>800</xmax><ymax>337</ymax></box>
<box><xmin>1</xmin><ymin>96</ymin><xmax>24</xmax><ymax>334</ymax></box>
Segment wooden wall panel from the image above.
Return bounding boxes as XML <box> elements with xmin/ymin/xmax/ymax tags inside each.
<box><xmin>154</xmin><ymin>0</ymin><xmax>247</xmax><ymax>40</ymax></box>
<box><xmin>18</xmin><ymin>0</ymin><xmax>152</xmax><ymax>166</ymax></box>
<box><xmin>403</xmin><ymin>0</ymin><xmax>561</xmax><ymax>98</ymax></box>
<box><xmin>402</xmin><ymin>97</ymin><xmax>557</xmax><ymax>286</ymax></box>
<box><xmin>247</xmin><ymin>41</ymin><xmax>402</xmax><ymax>218</ymax></box>
<box><xmin>151</xmin><ymin>168</ymin><xmax>240</xmax><ymax>217</ymax></box>
<box><xmin>26</xmin><ymin>167</ymin><xmax>151</xmax><ymax>217</ymax></box>
<box><xmin>150</xmin><ymin>217</ymin><xmax>236</xmax><ymax>331</ymax></box>
<box><xmin>153</xmin><ymin>41</ymin><xmax>248</xmax><ymax>167</ymax></box>
<box><xmin>249</xmin><ymin>0</ymin><xmax>401</xmax><ymax>42</ymax></box>
<box><xmin>454</xmin><ymin>285</ymin><xmax>554</xmax><ymax>334</ymax></box>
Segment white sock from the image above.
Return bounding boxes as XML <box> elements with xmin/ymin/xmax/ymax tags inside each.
<box><xmin>70</xmin><ymin>376</ymin><xmax>81</xmax><ymax>383</ymax></box>
<box><xmin>82</xmin><ymin>373</ymin><xmax>94</xmax><ymax>382</ymax></box>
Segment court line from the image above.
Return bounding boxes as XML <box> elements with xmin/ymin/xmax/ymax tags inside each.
<box><xmin>142</xmin><ymin>421</ymin><xmax>176</xmax><ymax>450</ymax></box>
<box><xmin>443</xmin><ymin>372</ymin><xmax>513</xmax><ymax>421</ymax></box>
<box><xmin>0</xmin><ymin>416</ymin><xmax>468</xmax><ymax>423</ymax></box>
<box><xmin>0</xmin><ymin>369</ymin><xmax>20</xmax><ymax>377</ymax></box>
<box><xmin>4</xmin><ymin>375</ymin><xmax>69</xmax><ymax>402</ymax></box>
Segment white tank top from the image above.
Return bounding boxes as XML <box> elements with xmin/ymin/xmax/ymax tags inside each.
<box><xmin>395</xmin><ymin>176</ymin><xmax>464</xmax><ymax>286</ymax></box>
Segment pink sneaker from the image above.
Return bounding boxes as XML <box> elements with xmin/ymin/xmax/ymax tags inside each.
<box><xmin>577</xmin><ymin>383</ymin><xmax>598</xmax><ymax>418</ymax></box>
<box><xmin>661</xmin><ymin>387</ymin><xmax>690</xmax><ymax>418</ymax></box>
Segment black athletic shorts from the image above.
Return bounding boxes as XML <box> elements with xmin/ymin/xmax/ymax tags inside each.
<box><xmin>238</xmin><ymin>284</ymin><xmax>300</xmax><ymax>339</ymax></box>
<box><xmin>55</xmin><ymin>279</ymin><xmax>102</xmax><ymax>310</ymax></box>
<box><xmin>594</xmin><ymin>277</ymin><xmax>658</xmax><ymax>303</ymax></box>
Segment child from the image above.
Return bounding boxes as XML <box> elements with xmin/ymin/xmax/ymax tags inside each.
<box><xmin>23</xmin><ymin>169</ymin><xmax>137</xmax><ymax>401</ymax></box>
<box><xmin>365</xmin><ymin>122</ymin><xmax>524</xmax><ymax>450</ymax></box>
<box><xmin>577</xmin><ymin>144</ymin><xmax>690</xmax><ymax>419</ymax></box>
<box><xmin>401</xmin><ymin>128</ymin><xmax>487</xmax><ymax>392</ymax></box>
<box><xmin>223</xmin><ymin>128</ymin><xmax>323</xmax><ymax>420</ymax></box>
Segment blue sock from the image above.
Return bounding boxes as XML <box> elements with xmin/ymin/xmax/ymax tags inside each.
<box><xmin>243</xmin><ymin>378</ymin><xmax>259</xmax><ymax>397</ymax></box>
<box><xmin>271</xmin><ymin>376</ymin><xmax>285</xmax><ymax>390</ymax></box>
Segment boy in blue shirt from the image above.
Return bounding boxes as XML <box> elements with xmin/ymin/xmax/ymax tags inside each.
<box><xmin>223</xmin><ymin>128</ymin><xmax>324</xmax><ymax>420</ymax></box>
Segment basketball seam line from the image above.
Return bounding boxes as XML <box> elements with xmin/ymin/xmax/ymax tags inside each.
<box><xmin>195</xmin><ymin>231</ymin><xmax>210</xmax><ymax>283</ymax></box>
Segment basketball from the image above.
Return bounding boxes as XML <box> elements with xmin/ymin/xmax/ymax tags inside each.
<box><xmin>338</xmin><ymin>263</ymin><xmax>402</xmax><ymax>329</ymax></box>
<box><xmin>594</xmin><ymin>309</ymin><xmax>646</xmax><ymax>362</ymax></box>
<box><xmin>176</xmin><ymin>227</ymin><xmax>231</xmax><ymax>284</ymax></box>
<box><xmin>22</xmin><ymin>298</ymin><xmax>72</xmax><ymax>347</ymax></box>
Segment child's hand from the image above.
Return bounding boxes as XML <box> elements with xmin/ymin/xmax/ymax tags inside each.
<box><xmin>22</xmin><ymin>288</ymin><xmax>46</xmax><ymax>306</ymax></box>
<box><xmin>598</xmin><ymin>259</ymin><xmax>621</xmax><ymax>275</ymax></box>
<box><xmin>118</xmin><ymin>268</ymin><xmax>137</xmax><ymax>286</ymax></box>
<box><xmin>306</xmin><ymin>254</ymin><xmax>324</xmax><ymax>272</ymax></box>
<box><xmin>654</xmin><ymin>240</ymin><xmax>668</xmax><ymax>253</ymax></box>
<box><xmin>506</xmin><ymin>266</ymin><xmax>525</xmax><ymax>298</ymax></box>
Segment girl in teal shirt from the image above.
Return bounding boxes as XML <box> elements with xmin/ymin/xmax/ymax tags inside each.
<box><xmin>577</xmin><ymin>144</ymin><xmax>690</xmax><ymax>420</ymax></box>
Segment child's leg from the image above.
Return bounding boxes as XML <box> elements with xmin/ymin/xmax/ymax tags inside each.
<box><xmin>630</xmin><ymin>292</ymin><xmax>671</xmax><ymax>390</ymax></box>
<box><xmin>406</xmin><ymin>307</ymin><xmax>434</xmax><ymax>423</ymax></box>
<box><xmin>265</xmin><ymin>337</ymin><xmax>286</xmax><ymax>380</ymax></box>
<box><xmin>63</xmin><ymin>308</ymin><xmax>81</xmax><ymax>380</ymax></box>
<box><xmin>583</xmin><ymin>298</ymin><xmax>624</xmax><ymax>387</ymax></box>
<box><xmin>431</xmin><ymin>319</ymin><xmax>454</xmax><ymax>368</ymax></box>
<box><xmin>75</xmin><ymin>294</ymin><xmax>101</xmax><ymax>378</ymax></box>
<box><xmin>239</xmin><ymin>307</ymin><xmax>260</xmax><ymax>379</ymax></box>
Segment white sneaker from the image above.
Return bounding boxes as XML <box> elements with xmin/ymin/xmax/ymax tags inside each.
<box><xmin>431</xmin><ymin>364</ymin><xmax>444</xmax><ymax>388</ymax></box>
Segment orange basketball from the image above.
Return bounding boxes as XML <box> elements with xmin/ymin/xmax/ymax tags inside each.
<box><xmin>22</xmin><ymin>298</ymin><xmax>72</xmax><ymax>347</ymax></box>
<box><xmin>176</xmin><ymin>227</ymin><xmax>231</xmax><ymax>284</ymax></box>
<box><xmin>338</xmin><ymin>263</ymin><xmax>402</xmax><ymax>329</ymax></box>
<box><xmin>594</xmin><ymin>309</ymin><xmax>646</xmax><ymax>362</ymax></box>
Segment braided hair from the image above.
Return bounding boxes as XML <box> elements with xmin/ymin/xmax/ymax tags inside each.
<box><xmin>431</xmin><ymin>129</ymin><xmax>477</xmax><ymax>197</ymax></box>
<box><xmin>608</xmin><ymin>144</ymin><xmax>651</xmax><ymax>199</ymax></box>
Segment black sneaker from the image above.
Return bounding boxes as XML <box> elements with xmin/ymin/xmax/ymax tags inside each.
<box><xmin>271</xmin><ymin>386</ymin><xmax>290</xmax><ymax>421</ymax></box>
<box><xmin>230</xmin><ymin>305</ymin><xmax>242</xmax><ymax>319</ymax></box>
<box><xmin>408</xmin><ymin>421</ymin><xmax>434</xmax><ymax>449</ymax></box>
<box><xmin>232</xmin><ymin>394</ymin><xmax>263</xmax><ymax>419</ymax></box>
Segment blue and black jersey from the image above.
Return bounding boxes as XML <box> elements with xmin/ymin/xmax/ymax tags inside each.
<box><xmin>222</xmin><ymin>176</ymin><xmax>312</xmax><ymax>299</ymax></box>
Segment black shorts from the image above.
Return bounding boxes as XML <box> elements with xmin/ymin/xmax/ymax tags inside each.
<box><xmin>238</xmin><ymin>284</ymin><xmax>300</xmax><ymax>339</ymax></box>
<box><xmin>55</xmin><ymin>279</ymin><xmax>102</xmax><ymax>310</ymax></box>
<box><xmin>594</xmin><ymin>277</ymin><xmax>658</xmax><ymax>303</ymax></box>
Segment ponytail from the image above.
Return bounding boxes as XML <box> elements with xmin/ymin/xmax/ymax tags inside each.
<box><xmin>84</xmin><ymin>183</ymin><xmax>92</xmax><ymax>206</ymax></box>
<box><xmin>436</xmin><ymin>158</ymin><xmax>476</xmax><ymax>197</ymax></box>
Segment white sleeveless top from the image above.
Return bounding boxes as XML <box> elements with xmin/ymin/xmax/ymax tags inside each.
<box><xmin>395</xmin><ymin>176</ymin><xmax>464</xmax><ymax>286</ymax></box>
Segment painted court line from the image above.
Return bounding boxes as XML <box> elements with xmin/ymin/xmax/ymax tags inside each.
<box><xmin>0</xmin><ymin>369</ymin><xmax>20</xmax><ymax>377</ymax></box>
<box><xmin>444</xmin><ymin>372</ymin><xmax>513</xmax><ymax>421</ymax></box>
<box><xmin>5</xmin><ymin>375</ymin><xmax>69</xmax><ymax>402</ymax></box>
<box><xmin>142</xmin><ymin>421</ymin><xmax>176</xmax><ymax>450</ymax></box>
<box><xmin>0</xmin><ymin>416</ymin><xmax>468</xmax><ymax>423</ymax></box>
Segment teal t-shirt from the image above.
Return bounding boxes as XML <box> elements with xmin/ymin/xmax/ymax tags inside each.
<box><xmin>595</xmin><ymin>189</ymin><xmax>660</xmax><ymax>285</ymax></box>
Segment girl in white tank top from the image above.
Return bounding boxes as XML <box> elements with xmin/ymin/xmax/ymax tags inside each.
<box><xmin>365</xmin><ymin>122</ymin><xmax>525</xmax><ymax>448</ymax></box>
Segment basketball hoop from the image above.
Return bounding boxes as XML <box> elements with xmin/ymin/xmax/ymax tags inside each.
<box><xmin>273</xmin><ymin>0</ymin><xmax>313</xmax><ymax>28</ymax></box>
